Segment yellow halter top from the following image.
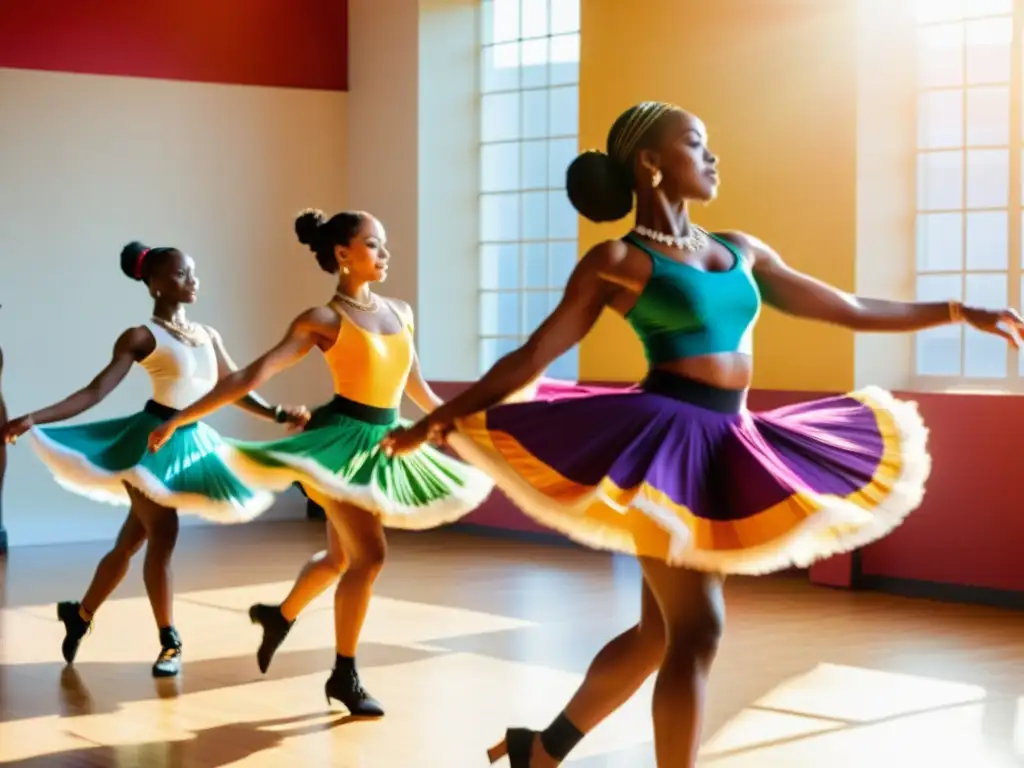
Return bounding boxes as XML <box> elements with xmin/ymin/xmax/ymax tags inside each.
<box><xmin>321</xmin><ymin>299</ymin><xmax>415</xmax><ymax>410</ymax></box>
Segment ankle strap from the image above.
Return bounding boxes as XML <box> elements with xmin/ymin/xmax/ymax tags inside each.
<box><xmin>540</xmin><ymin>713</ymin><xmax>584</xmax><ymax>760</ymax></box>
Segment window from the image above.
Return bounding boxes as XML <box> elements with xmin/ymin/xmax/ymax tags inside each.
<box><xmin>478</xmin><ymin>0</ymin><xmax>581</xmax><ymax>379</ymax></box>
<box><xmin>914</xmin><ymin>0</ymin><xmax>1019</xmax><ymax>384</ymax></box>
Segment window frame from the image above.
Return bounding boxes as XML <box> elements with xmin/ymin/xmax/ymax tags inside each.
<box><xmin>477</xmin><ymin>0</ymin><xmax>582</xmax><ymax>380</ymax></box>
<box><xmin>912</xmin><ymin>1</ymin><xmax>1024</xmax><ymax>392</ymax></box>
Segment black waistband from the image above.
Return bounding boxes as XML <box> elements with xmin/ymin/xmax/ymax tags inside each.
<box><xmin>144</xmin><ymin>400</ymin><xmax>181</xmax><ymax>421</ymax></box>
<box><xmin>321</xmin><ymin>394</ymin><xmax>398</xmax><ymax>425</ymax></box>
<box><xmin>144</xmin><ymin>399</ymin><xmax>201</xmax><ymax>428</ymax></box>
<box><xmin>639</xmin><ymin>370</ymin><xmax>746</xmax><ymax>414</ymax></box>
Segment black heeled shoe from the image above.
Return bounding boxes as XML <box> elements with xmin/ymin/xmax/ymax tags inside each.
<box><xmin>324</xmin><ymin>666</ymin><xmax>384</xmax><ymax>717</ymax></box>
<box><xmin>249</xmin><ymin>603</ymin><xmax>293</xmax><ymax>674</ymax></box>
<box><xmin>56</xmin><ymin>601</ymin><xmax>91</xmax><ymax>665</ymax></box>
<box><xmin>487</xmin><ymin>728</ymin><xmax>538</xmax><ymax>766</ymax></box>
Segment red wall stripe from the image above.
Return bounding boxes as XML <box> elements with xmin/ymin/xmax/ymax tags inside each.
<box><xmin>0</xmin><ymin>0</ymin><xmax>348</xmax><ymax>91</ymax></box>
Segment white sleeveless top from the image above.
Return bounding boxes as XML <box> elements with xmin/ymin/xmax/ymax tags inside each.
<box><xmin>138</xmin><ymin>321</ymin><xmax>219</xmax><ymax>410</ymax></box>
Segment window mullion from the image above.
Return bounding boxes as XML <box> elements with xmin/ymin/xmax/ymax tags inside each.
<box><xmin>960</xmin><ymin>24</ymin><xmax>967</xmax><ymax>379</ymax></box>
<box><xmin>478</xmin><ymin>0</ymin><xmax>581</xmax><ymax>378</ymax></box>
<box><xmin>915</xmin><ymin>8</ymin><xmax>1021</xmax><ymax>389</ymax></box>
<box><xmin>1010</xmin><ymin>0</ymin><xmax>1024</xmax><ymax>382</ymax></box>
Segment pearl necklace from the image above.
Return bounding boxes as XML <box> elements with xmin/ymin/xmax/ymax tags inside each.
<box><xmin>632</xmin><ymin>224</ymin><xmax>709</xmax><ymax>253</ymax></box>
<box><xmin>151</xmin><ymin>315</ymin><xmax>206</xmax><ymax>347</ymax></box>
<box><xmin>333</xmin><ymin>290</ymin><xmax>380</xmax><ymax>313</ymax></box>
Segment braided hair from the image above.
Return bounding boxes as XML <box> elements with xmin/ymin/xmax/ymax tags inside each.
<box><xmin>565</xmin><ymin>101</ymin><xmax>680</xmax><ymax>223</ymax></box>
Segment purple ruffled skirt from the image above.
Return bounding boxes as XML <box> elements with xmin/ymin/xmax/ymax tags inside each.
<box><xmin>447</xmin><ymin>372</ymin><xmax>930</xmax><ymax>575</ymax></box>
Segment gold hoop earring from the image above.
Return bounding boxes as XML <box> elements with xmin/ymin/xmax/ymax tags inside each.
<box><xmin>651</xmin><ymin>169</ymin><xmax>663</xmax><ymax>188</ymax></box>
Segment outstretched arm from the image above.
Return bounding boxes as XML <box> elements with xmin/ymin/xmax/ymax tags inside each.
<box><xmin>404</xmin><ymin>349</ymin><xmax>443</xmax><ymax>414</ymax></box>
<box><xmin>732</xmin><ymin>231</ymin><xmax>1024</xmax><ymax>343</ymax></box>
<box><xmin>388</xmin><ymin>300</ymin><xmax>443</xmax><ymax>415</ymax></box>
<box><xmin>159</xmin><ymin>310</ymin><xmax>325</xmax><ymax>431</ymax></box>
<box><xmin>382</xmin><ymin>242</ymin><xmax>621</xmax><ymax>455</ymax></box>
<box><xmin>2</xmin><ymin>326</ymin><xmax>152</xmax><ymax>442</ymax></box>
<box><xmin>205</xmin><ymin>325</ymin><xmax>304</xmax><ymax>423</ymax></box>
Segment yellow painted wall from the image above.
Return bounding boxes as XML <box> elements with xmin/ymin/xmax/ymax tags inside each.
<box><xmin>577</xmin><ymin>0</ymin><xmax>859</xmax><ymax>392</ymax></box>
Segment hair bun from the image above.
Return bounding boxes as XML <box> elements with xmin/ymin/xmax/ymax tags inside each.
<box><xmin>565</xmin><ymin>150</ymin><xmax>634</xmax><ymax>223</ymax></box>
<box><xmin>119</xmin><ymin>241</ymin><xmax>150</xmax><ymax>281</ymax></box>
<box><xmin>295</xmin><ymin>208</ymin><xmax>327</xmax><ymax>250</ymax></box>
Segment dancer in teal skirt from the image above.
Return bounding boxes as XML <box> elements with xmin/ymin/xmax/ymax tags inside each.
<box><xmin>148</xmin><ymin>209</ymin><xmax>494</xmax><ymax>713</ymax></box>
<box><xmin>0</xmin><ymin>241</ymin><xmax>308</xmax><ymax>677</ymax></box>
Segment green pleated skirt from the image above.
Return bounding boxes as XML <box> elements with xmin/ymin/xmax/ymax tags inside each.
<box><xmin>224</xmin><ymin>394</ymin><xmax>494</xmax><ymax>529</ymax></box>
<box><xmin>28</xmin><ymin>400</ymin><xmax>275</xmax><ymax>523</ymax></box>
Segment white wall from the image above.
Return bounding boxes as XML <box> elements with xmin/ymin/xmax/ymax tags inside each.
<box><xmin>346</xmin><ymin>0</ymin><xmax>420</xmax><ymax>320</ymax></box>
<box><xmin>346</xmin><ymin>0</ymin><xmax>481</xmax><ymax>388</ymax></box>
<box><xmin>853</xmin><ymin>0</ymin><xmax>916</xmax><ymax>390</ymax></box>
<box><xmin>417</xmin><ymin>0</ymin><xmax>481</xmax><ymax>382</ymax></box>
<box><xmin>0</xmin><ymin>68</ymin><xmax>347</xmax><ymax>546</ymax></box>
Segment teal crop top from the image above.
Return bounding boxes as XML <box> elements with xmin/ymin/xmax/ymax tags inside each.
<box><xmin>623</xmin><ymin>232</ymin><xmax>762</xmax><ymax>365</ymax></box>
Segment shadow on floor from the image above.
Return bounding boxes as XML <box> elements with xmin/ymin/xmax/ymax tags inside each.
<box><xmin>1</xmin><ymin>711</ymin><xmax>365</xmax><ymax>767</ymax></box>
<box><xmin>0</xmin><ymin>641</ymin><xmax>445</xmax><ymax>723</ymax></box>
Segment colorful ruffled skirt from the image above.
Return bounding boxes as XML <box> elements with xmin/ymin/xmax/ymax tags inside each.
<box><xmin>446</xmin><ymin>371</ymin><xmax>930</xmax><ymax>575</ymax></box>
<box><xmin>224</xmin><ymin>394</ymin><xmax>494</xmax><ymax>529</ymax></box>
<box><xmin>28</xmin><ymin>400</ymin><xmax>275</xmax><ymax>523</ymax></box>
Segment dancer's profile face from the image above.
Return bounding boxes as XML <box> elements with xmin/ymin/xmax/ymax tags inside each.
<box><xmin>150</xmin><ymin>250</ymin><xmax>199</xmax><ymax>304</ymax></box>
<box><xmin>636</xmin><ymin>110</ymin><xmax>719</xmax><ymax>203</ymax></box>
<box><xmin>338</xmin><ymin>215</ymin><xmax>390</xmax><ymax>284</ymax></box>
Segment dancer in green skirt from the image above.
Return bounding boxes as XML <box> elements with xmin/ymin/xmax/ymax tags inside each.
<box><xmin>0</xmin><ymin>241</ymin><xmax>308</xmax><ymax>677</ymax></box>
<box><xmin>148</xmin><ymin>209</ymin><xmax>494</xmax><ymax>713</ymax></box>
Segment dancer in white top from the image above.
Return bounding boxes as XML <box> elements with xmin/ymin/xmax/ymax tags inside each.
<box><xmin>0</xmin><ymin>241</ymin><xmax>308</xmax><ymax>677</ymax></box>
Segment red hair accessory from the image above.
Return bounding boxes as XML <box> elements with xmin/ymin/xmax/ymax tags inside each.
<box><xmin>134</xmin><ymin>248</ymin><xmax>151</xmax><ymax>279</ymax></box>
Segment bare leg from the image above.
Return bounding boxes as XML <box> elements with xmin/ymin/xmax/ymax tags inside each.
<box><xmin>280</xmin><ymin>490</ymin><xmax>347</xmax><ymax>621</ymax></box>
<box><xmin>80</xmin><ymin>511</ymin><xmax>147</xmax><ymax>616</ymax></box>
<box><xmin>563</xmin><ymin>581</ymin><xmax>665</xmax><ymax>730</ymax></box>
<box><xmin>125</xmin><ymin>485</ymin><xmax>183</xmax><ymax>677</ymax></box>
<box><xmin>251</xmin><ymin>487</ymin><xmax>347</xmax><ymax>674</ymax></box>
<box><xmin>126</xmin><ymin>486</ymin><xmax>179</xmax><ymax>630</ymax></box>
<box><xmin>57</xmin><ymin>509</ymin><xmax>146</xmax><ymax>664</ymax></box>
<box><xmin>321</xmin><ymin>499</ymin><xmax>387</xmax><ymax>716</ymax></box>
<box><xmin>490</xmin><ymin>581</ymin><xmax>666</xmax><ymax>767</ymax></box>
<box><xmin>323</xmin><ymin>500</ymin><xmax>386</xmax><ymax>657</ymax></box>
<box><xmin>640</xmin><ymin>558</ymin><xmax>725</xmax><ymax>768</ymax></box>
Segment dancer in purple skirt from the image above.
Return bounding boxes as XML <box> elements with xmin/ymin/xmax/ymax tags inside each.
<box><xmin>381</xmin><ymin>101</ymin><xmax>1024</xmax><ymax>768</ymax></box>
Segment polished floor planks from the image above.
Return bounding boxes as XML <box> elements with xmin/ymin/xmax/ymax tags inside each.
<box><xmin>1</xmin><ymin>520</ymin><xmax>1023</xmax><ymax>766</ymax></box>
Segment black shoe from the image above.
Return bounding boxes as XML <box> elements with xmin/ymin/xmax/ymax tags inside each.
<box><xmin>56</xmin><ymin>601</ymin><xmax>91</xmax><ymax>664</ymax></box>
<box><xmin>487</xmin><ymin>729</ymin><xmax>541</xmax><ymax>767</ymax></box>
<box><xmin>152</xmin><ymin>626</ymin><xmax>182</xmax><ymax>678</ymax></box>
<box><xmin>249</xmin><ymin>603</ymin><xmax>293</xmax><ymax>674</ymax></box>
<box><xmin>324</xmin><ymin>665</ymin><xmax>384</xmax><ymax>717</ymax></box>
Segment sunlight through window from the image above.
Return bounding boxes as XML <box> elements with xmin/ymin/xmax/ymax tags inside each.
<box><xmin>478</xmin><ymin>0</ymin><xmax>581</xmax><ymax>380</ymax></box>
<box><xmin>913</xmin><ymin>0</ymin><xmax>1020</xmax><ymax>388</ymax></box>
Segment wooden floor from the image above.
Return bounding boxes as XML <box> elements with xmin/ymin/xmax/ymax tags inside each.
<box><xmin>1</xmin><ymin>521</ymin><xmax>1023</xmax><ymax>767</ymax></box>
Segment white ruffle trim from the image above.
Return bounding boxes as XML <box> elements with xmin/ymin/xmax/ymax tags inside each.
<box><xmin>222</xmin><ymin>448</ymin><xmax>495</xmax><ymax>530</ymax></box>
<box><xmin>27</xmin><ymin>427</ymin><xmax>276</xmax><ymax>524</ymax></box>
<box><xmin>447</xmin><ymin>386</ymin><xmax>930</xmax><ymax>576</ymax></box>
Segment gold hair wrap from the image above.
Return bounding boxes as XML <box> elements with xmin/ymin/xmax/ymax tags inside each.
<box><xmin>608</xmin><ymin>101</ymin><xmax>677</xmax><ymax>165</ymax></box>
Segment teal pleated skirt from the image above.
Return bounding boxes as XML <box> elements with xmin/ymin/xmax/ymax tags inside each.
<box><xmin>223</xmin><ymin>394</ymin><xmax>494</xmax><ymax>529</ymax></box>
<box><xmin>28</xmin><ymin>400</ymin><xmax>274</xmax><ymax>523</ymax></box>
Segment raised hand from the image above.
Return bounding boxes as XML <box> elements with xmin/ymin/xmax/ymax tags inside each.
<box><xmin>963</xmin><ymin>306</ymin><xmax>1024</xmax><ymax>348</ymax></box>
<box><xmin>380</xmin><ymin>418</ymin><xmax>451</xmax><ymax>457</ymax></box>
<box><xmin>0</xmin><ymin>415</ymin><xmax>33</xmax><ymax>445</ymax></box>
<box><xmin>278</xmin><ymin>404</ymin><xmax>312</xmax><ymax>431</ymax></box>
<box><xmin>148</xmin><ymin>422</ymin><xmax>178</xmax><ymax>453</ymax></box>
